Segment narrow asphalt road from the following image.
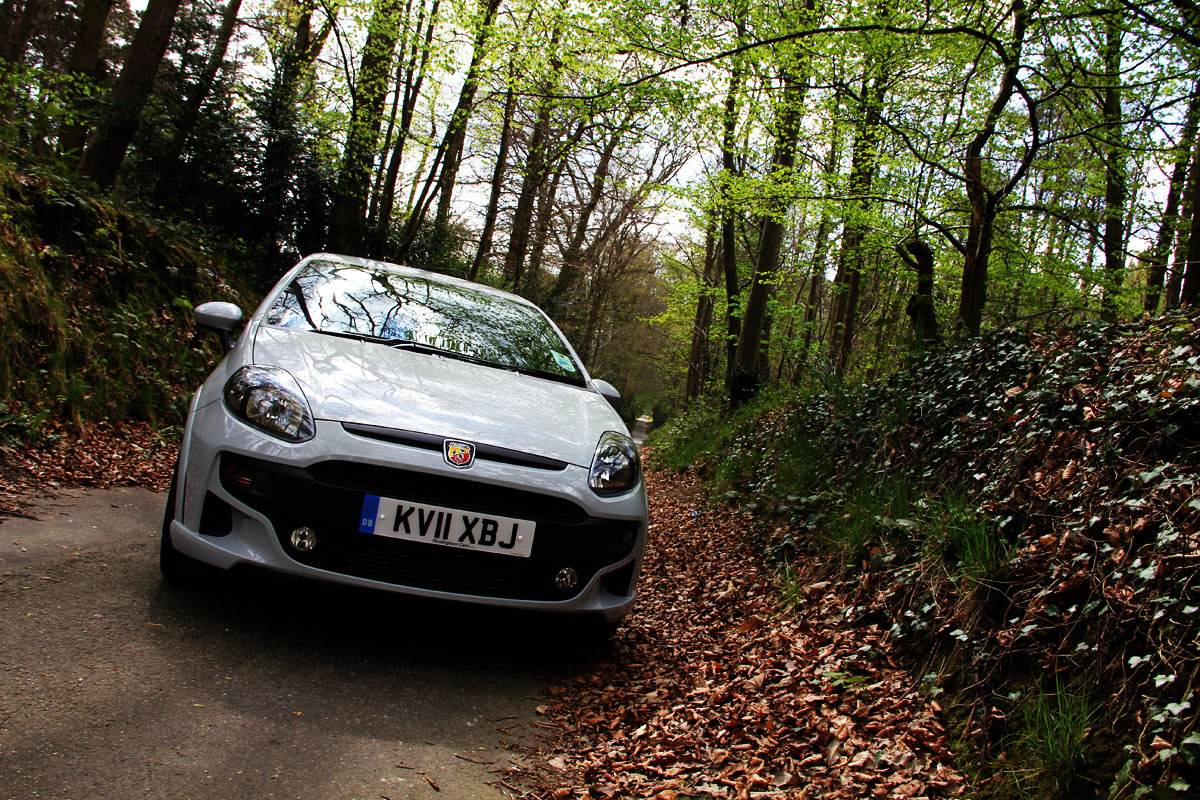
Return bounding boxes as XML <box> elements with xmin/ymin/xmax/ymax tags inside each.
<box><xmin>630</xmin><ymin>416</ymin><xmax>651</xmax><ymax>446</ymax></box>
<box><xmin>0</xmin><ymin>488</ymin><xmax>580</xmax><ymax>800</ymax></box>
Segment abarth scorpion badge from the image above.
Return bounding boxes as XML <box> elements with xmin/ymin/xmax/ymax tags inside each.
<box><xmin>443</xmin><ymin>440</ymin><xmax>476</xmax><ymax>469</ymax></box>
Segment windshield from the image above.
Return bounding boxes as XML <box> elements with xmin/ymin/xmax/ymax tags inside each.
<box><xmin>264</xmin><ymin>260</ymin><xmax>585</xmax><ymax>385</ymax></box>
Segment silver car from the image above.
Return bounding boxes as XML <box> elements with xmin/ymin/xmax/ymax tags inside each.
<box><xmin>162</xmin><ymin>253</ymin><xmax>647</xmax><ymax>626</ymax></box>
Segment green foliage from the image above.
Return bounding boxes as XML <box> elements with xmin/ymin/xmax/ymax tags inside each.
<box><xmin>646</xmin><ymin>395</ymin><xmax>731</xmax><ymax>472</ymax></box>
<box><xmin>0</xmin><ymin>158</ymin><xmax>242</xmax><ymax>439</ymax></box>
<box><xmin>662</xmin><ymin>313</ymin><xmax>1200</xmax><ymax>797</ymax></box>
<box><xmin>820</xmin><ymin>473</ymin><xmax>914</xmax><ymax>565</ymax></box>
<box><xmin>774</xmin><ymin>559</ymin><xmax>806</xmax><ymax>610</ymax></box>
<box><xmin>923</xmin><ymin>493</ymin><xmax>1007</xmax><ymax>585</ymax></box>
<box><xmin>1009</xmin><ymin>680</ymin><xmax>1098</xmax><ymax>796</ymax></box>
<box><xmin>389</xmin><ymin>217</ymin><xmax>473</xmax><ymax>278</ymax></box>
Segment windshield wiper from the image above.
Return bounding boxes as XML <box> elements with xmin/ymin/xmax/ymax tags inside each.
<box><xmin>388</xmin><ymin>339</ymin><xmax>508</xmax><ymax>371</ymax></box>
<box><xmin>310</xmin><ymin>328</ymin><xmax>395</xmax><ymax>345</ymax></box>
<box><xmin>308</xmin><ymin>328</ymin><xmax>478</xmax><ymax>361</ymax></box>
<box><xmin>388</xmin><ymin>338</ymin><xmax>583</xmax><ymax>385</ymax></box>
<box><xmin>511</xmin><ymin>366</ymin><xmax>587</xmax><ymax>387</ymax></box>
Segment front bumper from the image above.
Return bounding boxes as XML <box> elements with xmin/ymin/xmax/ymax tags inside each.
<box><xmin>169</xmin><ymin>401</ymin><xmax>648</xmax><ymax>621</ymax></box>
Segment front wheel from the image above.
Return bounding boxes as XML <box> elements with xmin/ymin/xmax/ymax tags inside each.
<box><xmin>159</xmin><ymin>461</ymin><xmax>207</xmax><ymax>584</ymax></box>
<box><xmin>562</xmin><ymin>616</ymin><xmax>622</xmax><ymax>651</ymax></box>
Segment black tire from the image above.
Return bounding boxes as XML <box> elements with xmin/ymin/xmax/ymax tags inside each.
<box><xmin>159</xmin><ymin>461</ymin><xmax>207</xmax><ymax>584</ymax></box>
<box><xmin>563</xmin><ymin>617</ymin><xmax>621</xmax><ymax>650</ymax></box>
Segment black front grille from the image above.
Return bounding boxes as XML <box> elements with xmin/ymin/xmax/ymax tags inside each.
<box><xmin>308</xmin><ymin>460</ymin><xmax>587</xmax><ymax>524</ymax></box>
<box><xmin>341</xmin><ymin>422</ymin><xmax>570</xmax><ymax>471</ymax></box>
<box><xmin>221</xmin><ymin>454</ymin><xmax>638</xmax><ymax>602</ymax></box>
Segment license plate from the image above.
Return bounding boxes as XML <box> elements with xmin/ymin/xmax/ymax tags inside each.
<box><xmin>358</xmin><ymin>494</ymin><xmax>535</xmax><ymax>557</ymax></box>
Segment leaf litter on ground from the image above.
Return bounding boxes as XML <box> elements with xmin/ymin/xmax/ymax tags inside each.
<box><xmin>508</xmin><ymin>469</ymin><xmax>964</xmax><ymax>799</ymax></box>
<box><xmin>1</xmin><ymin>423</ymin><xmax>964</xmax><ymax>798</ymax></box>
<box><xmin>0</xmin><ymin>419</ymin><xmax>177</xmax><ymax>518</ymax></box>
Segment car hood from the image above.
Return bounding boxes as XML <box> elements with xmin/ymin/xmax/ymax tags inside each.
<box><xmin>253</xmin><ymin>326</ymin><xmax>625</xmax><ymax>467</ymax></box>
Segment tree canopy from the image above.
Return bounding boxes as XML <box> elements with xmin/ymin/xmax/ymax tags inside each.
<box><xmin>1</xmin><ymin>0</ymin><xmax>1198</xmax><ymax>410</ymax></box>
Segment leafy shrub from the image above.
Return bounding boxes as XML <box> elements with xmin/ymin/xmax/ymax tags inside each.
<box><xmin>646</xmin><ymin>395</ymin><xmax>732</xmax><ymax>472</ymax></box>
<box><xmin>660</xmin><ymin>313</ymin><xmax>1200</xmax><ymax>798</ymax></box>
<box><xmin>0</xmin><ymin>158</ymin><xmax>243</xmax><ymax>438</ymax></box>
<box><xmin>1009</xmin><ymin>680</ymin><xmax>1098</xmax><ymax>795</ymax></box>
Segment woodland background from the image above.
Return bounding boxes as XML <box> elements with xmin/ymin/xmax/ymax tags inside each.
<box><xmin>2</xmin><ymin>0</ymin><xmax>1199</xmax><ymax>419</ymax></box>
<box><xmin>3</xmin><ymin>2</ymin><xmax>1200</xmax><ymax>797</ymax></box>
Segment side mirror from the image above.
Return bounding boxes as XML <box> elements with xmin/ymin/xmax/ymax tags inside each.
<box><xmin>195</xmin><ymin>301</ymin><xmax>243</xmax><ymax>354</ymax></box>
<box><xmin>590</xmin><ymin>378</ymin><xmax>621</xmax><ymax>406</ymax></box>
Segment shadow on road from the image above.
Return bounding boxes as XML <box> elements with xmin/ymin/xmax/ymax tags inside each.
<box><xmin>148</xmin><ymin>564</ymin><xmax>617</xmax><ymax>668</ymax></box>
<box><xmin>2</xmin><ymin>488</ymin><xmax>604</xmax><ymax>799</ymax></box>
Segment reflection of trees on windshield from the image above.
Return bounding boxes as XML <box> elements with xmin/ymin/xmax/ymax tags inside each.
<box><xmin>265</xmin><ymin>261</ymin><xmax>582</xmax><ymax>382</ymax></box>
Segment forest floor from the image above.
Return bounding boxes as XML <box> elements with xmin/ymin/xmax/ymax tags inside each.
<box><xmin>507</xmin><ymin>467</ymin><xmax>964</xmax><ymax>799</ymax></box>
<box><xmin>0</xmin><ymin>419</ymin><xmax>177</xmax><ymax>519</ymax></box>
<box><xmin>1</xmin><ymin>425</ymin><xmax>962</xmax><ymax>799</ymax></box>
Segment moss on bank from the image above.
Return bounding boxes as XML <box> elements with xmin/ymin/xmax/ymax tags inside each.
<box><xmin>0</xmin><ymin>160</ymin><xmax>244</xmax><ymax>441</ymax></box>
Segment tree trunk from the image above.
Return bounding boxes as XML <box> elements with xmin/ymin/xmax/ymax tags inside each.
<box><xmin>255</xmin><ymin>3</ymin><xmax>331</xmax><ymax>259</ymax></box>
<box><xmin>827</xmin><ymin>73</ymin><xmax>886</xmax><ymax>377</ymax></box>
<box><xmin>3</xmin><ymin>0</ymin><xmax>37</xmax><ymax>63</ymax></box>
<box><xmin>327</xmin><ymin>0</ymin><xmax>406</xmax><ymax>253</ymax></box>
<box><xmin>729</xmin><ymin>61</ymin><xmax>808</xmax><ymax>405</ymax></box>
<box><xmin>366</xmin><ymin>0</ymin><xmax>414</xmax><ymax>236</ymax></box>
<box><xmin>1179</xmin><ymin>128</ymin><xmax>1200</xmax><ymax>305</ymax></box>
<box><xmin>1</xmin><ymin>0</ymin><xmax>60</xmax><ymax>121</ymax></box>
<box><xmin>431</xmin><ymin>0</ymin><xmax>501</xmax><ymax>227</ymax></box>
<box><xmin>757</xmin><ymin>305</ymin><xmax>773</xmax><ymax>382</ymax></box>
<box><xmin>523</xmin><ymin>152</ymin><xmax>567</xmax><ymax>294</ymax></box>
<box><xmin>719</xmin><ymin>28</ymin><xmax>744</xmax><ymax>387</ymax></box>
<box><xmin>502</xmin><ymin>104</ymin><xmax>552</xmax><ymax>288</ymax></box>
<box><xmin>798</xmin><ymin>113</ymin><xmax>841</xmax><ymax>368</ymax></box>
<box><xmin>374</xmin><ymin>0</ymin><xmax>439</xmax><ymax>245</ymax></box>
<box><xmin>396</xmin><ymin>0</ymin><xmax>499</xmax><ymax>256</ymax></box>
<box><xmin>1100</xmin><ymin>9</ymin><xmax>1126</xmax><ymax>321</ymax></box>
<box><xmin>546</xmin><ymin>118</ymin><xmax>625</xmax><ymax>312</ymax></box>
<box><xmin>501</xmin><ymin>27</ymin><xmax>567</xmax><ymax>288</ymax></box>
<box><xmin>1147</xmin><ymin>86</ymin><xmax>1200</xmax><ymax>311</ymax></box>
<box><xmin>0</xmin><ymin>0</ymin><xmax>22</xmax><ymax>62</ymax></box>
<box><xmin>685</xmin><ymin>228</ymin><xmax>719</xmax><ymax>400</ymax></box>
<box><xmin>1167</xmin><ymin>121</ymin><xmax>1200</xmax><ymax>309</ymax></box>
<box><xmin>470</xmin><ymin>81</ymin><xmax>516</xmax><ymax>279</ymax></box>
<box><xmin>153</xmin><ymin>0</ymin><xmax>243</xmax><ymax>202</ymax></box>
<box><xmin>77</xmin><ymin>0</ymin><xmax>183</xmax><ymax>190</ymax></box>
<box><xmin>899</xmin><ymin>240</ymin><xmax>941</xmax><ymax>346</ymax></box>
<box><xmin>956</xmin><ymin>0</ymin><xmax>1030</xmax><ymax>336</ymax></box>
<box><xmin>57</xmin><ymin>0</ymin><xmax>116</xmax><ymax>157</ymax></box>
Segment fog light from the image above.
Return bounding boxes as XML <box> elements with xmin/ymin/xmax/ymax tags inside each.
<box><xmin>290</xmin><ymin>527</ymin><xmax>318</xmax><ymax>552</ymax></box>
<box><xmin>222</xmin><ymin>462</ymin><xmax>271</xmax><ymax>497</ymax></box>
<box><xmin>555</xmin><ymin>567</ymin><xmax>578</xmax><ymax>590</ymax></box>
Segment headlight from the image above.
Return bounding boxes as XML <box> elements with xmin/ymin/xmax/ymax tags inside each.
<box><xmin>589</xmin><ymin>431</ymin><xmax>640</xmax><ymax>495</ymax></box>
<box><xmin>223</xmin><ymin>365</ymin><xmax>315</xmax><ymax>442</ymax></box>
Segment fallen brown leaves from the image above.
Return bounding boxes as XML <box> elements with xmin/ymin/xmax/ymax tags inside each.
<box><xmin>0</xmin><ymin>420</ymin><xmax>178</xmax><ymax>518</ymax></box>
<box><xmin>515</xmin><ymin>470</ymin><xmax>963</xmax><ymax>799</ymax></box>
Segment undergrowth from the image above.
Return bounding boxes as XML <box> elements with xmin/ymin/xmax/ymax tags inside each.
<box><xmin>0</xmin><ymin>158</ymin><xmax>243</xmax><ymax>443</ymax></box>
<box><xmin>648</xmin><ymin>315</ymin><xmax>1200</xmax><ymax>799</ymax></box>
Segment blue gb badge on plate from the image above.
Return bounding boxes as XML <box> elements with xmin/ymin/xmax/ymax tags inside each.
<box><xmin>359</xmin><ymin>494</ymin><xmax>380</xmax><ymax>533</ymax></box>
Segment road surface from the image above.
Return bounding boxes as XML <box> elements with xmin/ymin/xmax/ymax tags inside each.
<box><xmin>630</xmin><ymin>416</ymin><xmax>651</xmax><ymax>446</ymax></box>
<box><xmin>0</xmin><ymin>487</ymin><xmax>580</xmax><ymax>800</ymax></box>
